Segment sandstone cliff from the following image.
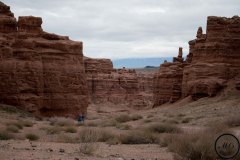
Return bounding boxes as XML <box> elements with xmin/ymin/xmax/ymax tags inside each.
<box><xmin>84</xmin><ymin>57</ymin><xmax>154</xmax><ymax>108</ymax></box>
<box><xmin>0</xmin><ymin>2</ymin><xmax>88</xmax><ymax>117</ymax></box>
<box><xmin>154</xmin><ymin>16</ymin><xmax>240</xmax><ymax>106</ymax></box>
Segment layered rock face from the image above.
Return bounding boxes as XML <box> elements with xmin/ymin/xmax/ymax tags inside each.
<box><xmin>153</xmin><ymin>50</ymin><xmax>184</xmax><ymax>106</ymax></box>
<box><xmin>182</xmin><ymin>16</ymin><xmax>240</xmax><ymax>99</ymax></box>
<box><xmin>154</xmin><ymin>16</ymin><xmax>240</xmax><ymax>106</ymax></box>
<box><xmin>84</xmin><ymin>58</ymin><xmax>153</xmax><ymax>108</ymax></box>
<box><xmin>0</xmin><ymin>2</ymin><xmax>88</xmax><ymax>117</ymax></box>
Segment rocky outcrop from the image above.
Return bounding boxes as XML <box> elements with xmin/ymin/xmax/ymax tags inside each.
<box><xmin>0</xmin><ymin>2</ymin><xmax>88</xmax><ymax>117</ymax></box>
<box><xmin>153</xmin><ymin>16</ymin><xmax>240</xmax><ymax>106</ymax></box>
<box><xmin>84</xmin><ymin>57</ymin><xmax>113</xmax><ymax>74</ymax></box>
<box><xmin>153</xmin><ymin>49</ymin><xmax>184</xmax><ymax>106</ymax></box>
<box><xmin>182</xmin><ymin>16</ymin><xmax>240</xmax><ymax>100</ymax></box>
<box><xmin>84</xmin><ymin>58</ymin><xmax>154</xmax><ymax>108</ymax></box>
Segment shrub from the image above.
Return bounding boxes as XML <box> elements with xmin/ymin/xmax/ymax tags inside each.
<box><xmin>7</xmin><ymin>122</ymin><xmax>23</xmax><ymax>129</ymax></box>
<box><xmin>147</xmin><ymin>114</ymin><xmax>154</xmax><ymax>118</ymax></box>
<box><xmin>64</xmin><ymin>126</ymin><xmax>77</xmax><ymax>133</ymax></box>
<box><xmin>131</xmin><ymin>114</ymin><xmax>143</xmax><ymax>121</ymax></box>
<box><xmin>98</xmin><ymin>130</ymin><xmax>118</xmax><ymax>143</ymax></box>
<box><xmin>20</xmin><ymin>120</ymin><xmax>34</xmax><ymax>127</ymax></box>
<box><xmin>25</xmin><ymin>133</ymin><xmax>39</xmax><ymax>141</ymax></box>
<box><xmin>78</xmin><ymin>128</ymin><xmax>99</xmax><ymax>155</ymax></box>
<box><xmin>181</xmin><ymin>117</ymin><xmax>193</xmax><ymax>124</ymax></box>
<box><xmin>6</xmin><ymin>125</ymin><xmax>19</xmax><ymax>133</ymax></box>
<box><xmin>116</xmin><ymin>123</ymin><xmax>132</xmax><ymax>130</ymax></box>
<box><xmin>101</xmin><ymin>119</ymin><xmax>118</xmax><ymax>127</ymax></box>
<box><xmin>57</xmin><ymin>133</ymin><xmax>78</xmax><ymax>143</ymax></box>
<box><xmin>177</xmin><ymin>113</ymin><xmax>186</xmax><ymax>117</ymax></box>
<box><xmin>146</xmin><ymin>123</ymin><xmax>181</xmax><ymax>134</ymax></box>
<box><xmin>167</xmin><ymin>133</ymin><xmax>217</xmax><ymax>160</ymax></box>
<box><xmin>144</xmin><ymin>119</ymin><xmax>152</xmax><ymax>123</ymax></box>
<box><xmin>120</xmin><ymin>131</ymin><xmax>158</xmax><ymax>144</ymax></box>
<box><xmin>41</xmin><ymin>126</ymin><xmax>62</xmax><ymax>135</ymax></box>
<box><xmin>0</xmin><ymin>131</ymin><xmax>13</xmax><ymax>140</ymax></box>
<box><xmin>49</xmin><ymin>117</ymin><xmax>75</xmax><ymax>127</ymax></box>
<box><xmin>115</xmin><ymin>114</ymin><xmax>143</xmax><ymax>123</ymax></box>
<box><xmin>86</xmin><ymin>122</ymin><xmax>98</xmax><ymax>127</ymax></box>
<box><xmin>115</xmin><ymin>114</ymin><xmax>132</xmax><ymax>123</ymax></box>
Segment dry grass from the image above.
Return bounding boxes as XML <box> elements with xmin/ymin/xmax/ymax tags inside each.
<box><xmin>181</xmin><ymin>117</ymin><xmax>193</xmax><ymax>124</ymax></box>
<box><xmin>115</xmin><ymin>114</ymin><xmax>143</xmax><ymax>123</ymax></box>
<box><xmin>120</xmin><ymin>130</ymin><xmax>158</xmax><ymax>144</ymax></box>
<box><xmin>98</xmin><ymin>129</ymin><xmax>119</xmax><ymax>144</ymax></box>
<box><xmin>145</xmin><ymin>123</ymin><xmax>181</xmax><ymax>134</ymax></box>
<box><xmin>0</xmin><ymin>130</ymin><xmax>13</xmax><ymax>140</ymax></box>
<box><xmin>131</xmin><ymin>114</ymin><xmax>143</xmax><ymax>121</ymax></box>
<box><xmin>49</xmin><ymin>117</ymin><xmax>75</xmax><ymax>127</ymax></box>
<box><xmin>116</xmin><ymin>123</ymin><xmax>132</xmax><ymax>130</ymax></box>
<box><xmin>20</xmin><ymin>120</ymin><xmax>34</xmax><ymax>127</ymax></box>
<box><xmin>101</xmin><ymin>119</ymin><xmax>119</xmax><ymax>127</ymax></box>
<box><xmin>57</xmin><ymin>133</ymin><xmax>78</xmax><ymax>143</ymax></box>
<box><xmin>41</xmin><ymin>126</ymin><xmax>62</xmax><ymax>135</ymax></box>
<box><xmin>6</xmin><ymin>122</ymin><xmax>23</xmax><ymax>129</ymax></box>
<box><xmin>64</xmin><ymin>126</ymin><xmax>77</xmax><ymax>133</ymax></box>
<box><xmin>86</xmin><ymin>122</ymin><xmax>98</xmax><ymax>127</ymax></box>
<box><xmin>25</xmin><ymin>133</ymin><xmax>39</xmax><ymax>141</ymax></box>
<box><xmin>115</xmin><ymin>114</ymin><xmax>132</xmax><ymax>123</ymax></box>
<box><xmin>160</xmin><ymin>126</ymin><xmax>240</xmax><ymax>160</ymax></box>
<box><xmin>6</xmin><ymin>125</ymin><xmax>19</xmax><ymax>133</ymax></box>
<box><xmin>78</xmin><ymin>128</ymin><xmax>99</xmax><ymax>155</ymax></box>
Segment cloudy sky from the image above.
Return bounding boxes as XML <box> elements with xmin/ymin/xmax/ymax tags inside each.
<box><xmin>3</xmin><ymin>0</ymin><xmax>240</xmax><ymax>59</ymax></box>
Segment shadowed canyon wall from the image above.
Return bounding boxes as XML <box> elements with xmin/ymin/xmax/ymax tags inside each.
<box><xmin>154</xmin><ymin>16</ymin><xmax>240</xmax><ymax>106</ymax></box>
<box><xmin>0</xmin><ymin>2</ymin><xmax>88</xmax><ymax>117</ymax></box>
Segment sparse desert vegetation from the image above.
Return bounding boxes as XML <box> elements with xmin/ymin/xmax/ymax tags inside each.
<box><xmin>0</xmin><ymin>93</ymin><xmax>240</xmax><ymax>159</ymax></box>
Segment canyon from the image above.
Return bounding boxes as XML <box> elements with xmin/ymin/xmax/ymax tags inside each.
<box><xmin>0</xmin><ymin>1</ymin><xmax>240</xmax><ymax>117</ymax></box>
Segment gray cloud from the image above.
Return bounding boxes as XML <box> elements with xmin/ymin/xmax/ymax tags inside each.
<box><xmin>2</xmin><ymin>0</ymin><xmax>240</xmax><ymax>59</ymax></box>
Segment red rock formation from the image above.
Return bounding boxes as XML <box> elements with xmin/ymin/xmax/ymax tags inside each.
<box><xmin>0</xmin><ymin>2</ymin><xmax>88</xmax><ymax>117</ymax></box>
<box><xmin>84</xmin><ymin>57</ymin><xmax>154</xmax><ymax>108</ymax></box>
<box><xmin>84</xmin><ymin>57</ymin><xmax>113</xmax><ymax>74</ymax></box>
<box><xmin>153</xmin><ymin>58</ymin><xmax>184</xmax><ymax>106</ymax></box>
<box><xmin>182</xmin><ymin>16</ymin><xmax>240</xmax><ymax>99</ymax></box>
<box><xmin>153</xmin><ymin>16</ymin><xmax>240</xmax><ymax>106</ymax></box>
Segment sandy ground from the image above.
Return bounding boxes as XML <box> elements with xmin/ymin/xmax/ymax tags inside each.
<box><xmin>0</xmin><ymin>88</ymin><xmax>240</xmax><ymax>160</ymax></box>
<box><xmin>0</xmin><ymin>140</ymin><xmax>172</xmax><ymax>160</ymax></box>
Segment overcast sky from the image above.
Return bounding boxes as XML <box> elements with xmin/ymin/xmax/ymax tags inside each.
<box><xmin>2</xmin><ymin>0</ymin><xmax>240</xmax><ymax>59</ymax></box>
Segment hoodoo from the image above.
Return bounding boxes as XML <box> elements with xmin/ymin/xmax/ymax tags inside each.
<box><xmin>153</xmin><ymin>16</ymin><xmax>240</xmax><ymax>106</ymax></box>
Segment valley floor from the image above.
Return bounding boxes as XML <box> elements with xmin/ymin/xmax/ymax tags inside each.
<box><xmin>0</xmin><ymin>90</ymin><xmax>240</xmax><ymax>160</ymax></box>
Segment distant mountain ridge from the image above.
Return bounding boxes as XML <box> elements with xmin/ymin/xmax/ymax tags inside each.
<box><xmin>112</xmin><ymin>57</ymin><xmax>172</xmax><ymax>68</ymax></box>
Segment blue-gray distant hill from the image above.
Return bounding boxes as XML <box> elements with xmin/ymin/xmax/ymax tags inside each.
<box><xmin>112</xmin><ymin>57</ymin><xmax>172</xmax><ymax>68</ymax></box>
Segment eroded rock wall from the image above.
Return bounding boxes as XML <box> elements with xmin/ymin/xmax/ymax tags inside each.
<box><xmin>182</xmin><ymin>16</ymin><xmax>240</xmax><ymax>99</ymax></box>
<box><xmin>84</xmin><ymin>58</ymin><xmax>154</xmax><ymax>108</ymax></box>
<box><xmin>153</xmin><ymin>16</ymin><xmax>240</xmax><ymax>106</ymax></box>
<box><xmin>0</xmin><ymin>2</ymin><xmax>88</xmax><ymax>117</ymax></box>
